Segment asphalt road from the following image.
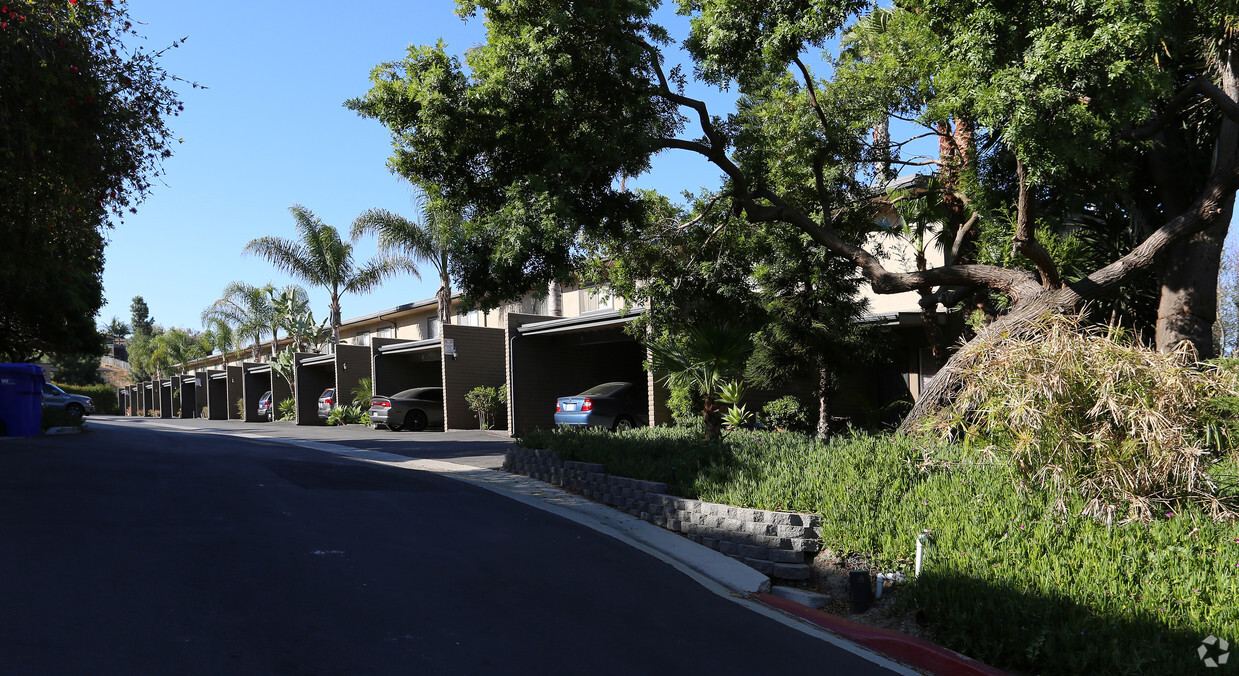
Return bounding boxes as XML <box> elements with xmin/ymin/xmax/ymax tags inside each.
<box><xmin>0</xmin><ymin>422</ymin><xmax>899</xmax><ymax>675</ymax></box>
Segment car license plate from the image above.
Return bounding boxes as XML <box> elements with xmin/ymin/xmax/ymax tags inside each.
<box><xmin>563</xmin><ymin>403</ymin><xmax>577</xmax><ymax>411</ymax></box>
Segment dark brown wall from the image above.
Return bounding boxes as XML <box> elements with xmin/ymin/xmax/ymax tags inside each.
<box><xmin>442</xmin><ymin>325</ymin><xmax>506</xmax><ymax>430</ymax></box>
<box><xmin>226</xmin><ymin>366</ymin><xmax>244</xmax><ymax>420</ymax></box>
<box><xmin>333</xmin><ymin>344</ymin><xmax>373</xmax><ymax>409</ymax></box>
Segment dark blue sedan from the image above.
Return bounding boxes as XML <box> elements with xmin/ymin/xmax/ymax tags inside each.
<box><xmin>554</xmin><ymin>382</ymin><xmax>644</xmax><ymax>431</ymax></box>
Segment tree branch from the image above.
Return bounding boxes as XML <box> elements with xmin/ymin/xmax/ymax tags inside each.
<box><xmin>1128</xmin><ymin>76</ymin><xmax>1239</xmax><ymax>140</ymax></box>
<box><xmin>1011</xmin><ymin>158</ymin><xmax>1061</xmax><ymax>289</ymax></box>
<box><xmin>792</xmin><ymin>56</ymin><xmax>832</xmax><ymax>135</ymax></box>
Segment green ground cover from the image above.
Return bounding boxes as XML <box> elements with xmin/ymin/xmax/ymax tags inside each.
<box><xmin>518</xmin><ymin>426</ymin><xmax>1239</xmax><ymax>675</ymax></box>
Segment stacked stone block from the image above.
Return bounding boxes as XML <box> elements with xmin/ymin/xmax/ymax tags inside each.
<box><xmin>503</xmin><ymin>448</ymin><xmax>820</xmax><ymax>581</ymax></box>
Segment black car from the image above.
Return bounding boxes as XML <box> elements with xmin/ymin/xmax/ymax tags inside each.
<box><xmin>369</xmin><ymin>387</ymin><xmax>444</xmax><ymax>432</ymax></box>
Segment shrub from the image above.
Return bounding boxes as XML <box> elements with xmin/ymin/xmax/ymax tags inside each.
<box><xmin>235</xmin><ymin>397</ymin><xmax>245</xmax><ymax>419</ymax></box>
<box><xmin>465</xmin><ymin>385</ymin><xmax>506</xmax><ymax>430</ymax></box>
<box><xmin>350</xmin><ymin>377</ymin><xmax>373</xmax><ymax>408</ymax></box>
<box><xmin>518</xmin><ymin>426</ymin><xmax>1239</xmax><ymax>676</ymax></box>
<box><xmin>919</xmin><ymin>311</ymin><xmax>1239</xmax><ymax>523</ymax></box>
<box><xmin>55</xmin><ymin>383</ymin><xmax>118</xmax><ymax>415</ymax></box>
<box><xmin>326</xmin><ymin>403</ymin><xmax>366</xmax><ymax>426</ymax></box>
<box><xmin>760</xmin><ymin>395</ymin><xmax>807</xmax><ymax>432</ymax></box>
<box><xmin>277</xmin><ymin>398</ymin><xmax>295</xmax><ymax>421</ymax></box>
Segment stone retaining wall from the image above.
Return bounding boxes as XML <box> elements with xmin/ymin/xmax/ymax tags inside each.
<box><xmin>503</xmin><ymin>447</ymin><xmax>820</xmax><ymax>581</ymax></box>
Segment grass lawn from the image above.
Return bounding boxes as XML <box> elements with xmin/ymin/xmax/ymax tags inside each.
<box><xmin>519</xmin><ymin>426</ymin><xmax>1239</xmax><ymax>676</ymax></box>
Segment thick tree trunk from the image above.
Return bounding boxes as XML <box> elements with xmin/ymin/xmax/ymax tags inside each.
<box><xmin>1155</xmin><ymin>218</ymin><xmax>1230</xmax><ymax>358</ymax></box>
<box><xmin>1155</xmin><ymin>43</ymin><xmax>1239</xmax><ymax>357</ymax></box>
<box><xmin>899</xmin><ymin>294</ymin><xmax>1076</xmax><ymax>433</ymax></box>
<box><xmin>329</xmin><ymin>296</ymin><xmax>341</xmax><ymax>351</ymax></box>
<box><xmin>437</xmin><ymin>276</ymin><xmax>452</xmax><ymax>324</ymax></box>
<box><xmin>549</xmin><ymin>280</ymin><xmax>564</xmax><ymax>317</ymax></box>
<box><xmin>815</xmin><ymin>357</ymin><xmax>831</xmax><ymax>440</ymax></box>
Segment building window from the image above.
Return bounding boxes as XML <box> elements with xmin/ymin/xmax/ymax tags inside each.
<box><xmin>375</xmin><ymin>326</ymin><xmax>393</xmax><ymax>340</ymax></box>
<box><xmin>426</xmin><ymin>316</ymin><xmax>440</xmax><ymax>339</ymax></box>
<box><xmin>528</xmin><ymin>295</ymin><xmax>548</xmax><ymax>315</ymax></box>
<box><xmin>456</xmin><ymin>310</ymin><xmax>481</xmax><ymax>327</ymax></box>
<box><xmin>351</xmin><ymin>331</ymin><xmax>370</xmax><ymax>346</ymax></box>
<box><xmin>580</xmin><ymin>286</ymin><xmax>613</xmax><ymax>313</ymax></box>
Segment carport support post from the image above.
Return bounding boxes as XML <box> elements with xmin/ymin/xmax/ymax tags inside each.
<box><xmin>142</xmin><ymin>383</ymin><xmax>154</xmax><ymax>416</ymax></box>
<box><xmin>241</xmin><ymin>363</ymin><xmax>267</xmax><ymax>422</ymax></box>
<box><xmin>226</xmin><ymin>366</ymin><xmax>244</xmax><ymax>420</ymax></box>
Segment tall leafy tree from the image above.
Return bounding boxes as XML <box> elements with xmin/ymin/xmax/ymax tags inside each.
<box><xmin>0</xmin><ymin>1</ymin><xmax>186</xmax><ymax>362</ymax></box>
<box><xmin>130</xmin><ymin>296</ymin><xmax>154</xmax><ymax>338</ymax></box>
<box><xmin>245</xmin><ymin>205</ymin><xmax>409</xmax><ymax>347</ymax></box>
<box><xmin>150</xmin><ymin>328</ymin><xmax>210</xmax><ymax>376</ymax></box>
<box><xmin>352</xmin><ymin>1</ymin><xmax>1239</xmax><ymax>428</ymax></box>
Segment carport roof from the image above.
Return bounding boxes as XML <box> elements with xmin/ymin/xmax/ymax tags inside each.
<box><xmin>246</xmin><ymin>364</ymin><xmax>272</xmax><ymax>374</ymax></box>
<box><xmin>517</xmin><ymin>307</ymin><xmax>647</xmax><ymax>336</ymax></box>
<box><xmin>376</xmin><ymin>338</ymin><xmax>440</xmax><ymax>355</ymax></box>
<box><xmin>300</xmin><ymin>354</ymin><xmax>335</xmax><ymax>367</ymax></box>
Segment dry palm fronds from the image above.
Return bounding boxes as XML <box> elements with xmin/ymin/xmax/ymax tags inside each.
<box><xmin>921</xmin><ymin>310</ymin><xmax>1239</xmax><ymax>523</ymax></box>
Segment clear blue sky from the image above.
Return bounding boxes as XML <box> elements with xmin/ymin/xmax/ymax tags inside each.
<box><xmin>100</xmin><ymin>1</ymin><xmax>734</xmax><ymax>333</ymax></box>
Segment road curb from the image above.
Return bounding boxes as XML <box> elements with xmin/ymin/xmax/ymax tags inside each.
<box><xmin>755</xmin><ymin>592</ymin><xmax>1010</xmax><ymax>676</ymax></box>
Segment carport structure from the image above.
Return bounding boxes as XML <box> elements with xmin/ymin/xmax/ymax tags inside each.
<box><xmin>370</xmin><ymin>324</ymin><xmax>507</xmax><ymax>431</ymax></box>
<box><xmin>505</xmin><ymin>309</ymin><xmax>668</xmax><ymax>436</ymax></box>
<box><xmin>171</xmin><ymin>374</ymin><xmax>199</xmax><ymax>419</ymax></box>
<box><xmin>293</xmin><ymin>345</ymin><xmax>372</xmax><ymax>425</ymax></box>
<box><xmin>202</xmin><ymin>369</ymin><xmax>228</xmax><ymax>420</ymax></box>
<box><xmin>241</xmin><ymin>363</ymin><xmax>274</xmax><ymax>422</ymax></box>
<box><xmin>142</xmin><ymin>382</ymin><xmax>155</xmax><ymax>416</ymax></box>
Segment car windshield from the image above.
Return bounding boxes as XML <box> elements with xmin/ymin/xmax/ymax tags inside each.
<box><xmin>578</xmin><ymin>382</ymin><xmax>628</xmax><ymax>397</ymax></box>
<box><xmin>43</xmin><ymin>383</ymin><xmax>63</xmax><ymax>395</ymax></box>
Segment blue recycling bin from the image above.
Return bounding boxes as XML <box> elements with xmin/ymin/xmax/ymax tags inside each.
<box><xmin>0</xmin><ymin>363</ymin><xmax>44</xmax><ymax>437</ymax></box>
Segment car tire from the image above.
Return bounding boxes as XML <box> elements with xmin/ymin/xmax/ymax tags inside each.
<box><xmin>407</xmin><ymin>409</ymin><xmax>428</xmax><ymax>432</ymax></box>
<box><xmin>613</xmin><ymin>416</ymin><xmax>635</xmax><ymax>432</ymax></box>
<box><xmin>66</xmin><ymin>403</ymin><xmax>84</xmax><ymax>418</ymax></box>
<box><xmin>387</xmin><ymin>418</ymin><xmax>404</xmax><ymax>432</ymax></box>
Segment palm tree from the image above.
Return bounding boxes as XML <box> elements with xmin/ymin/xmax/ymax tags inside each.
<box><xmin>351</xmin><ymin>194</ymin><xmax>459</xmax><ymax>323</ymax></box>
<box><xmin>246</xmin><ymin>205</ymin><xmax>410</xmax><ymax>348</ymax></box>
<box><xmin>202</xmin><ymin>317</ymin><xmax>236</xmax><ymax>366</ymax></box>
<box><xmin>201</xmin><ymin>282</ymin><xmax>272</xmax><ymax>360</ymax></box>
<box><xmin>648</xmin><ymin>322</ymin><xmax>753</xmax><ymax>442</ymax></box>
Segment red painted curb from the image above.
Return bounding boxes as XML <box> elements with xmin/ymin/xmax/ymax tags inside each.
<box><xmin>755</xmin><ymin>592</ymin><xmax>1009</xmax><ymax>676</ymax></box>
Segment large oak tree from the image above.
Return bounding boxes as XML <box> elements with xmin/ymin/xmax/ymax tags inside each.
<box><xmin>350</xmin><ymin>0</ymin><xmax>1239</xmax><ymax>424</ymax></box>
